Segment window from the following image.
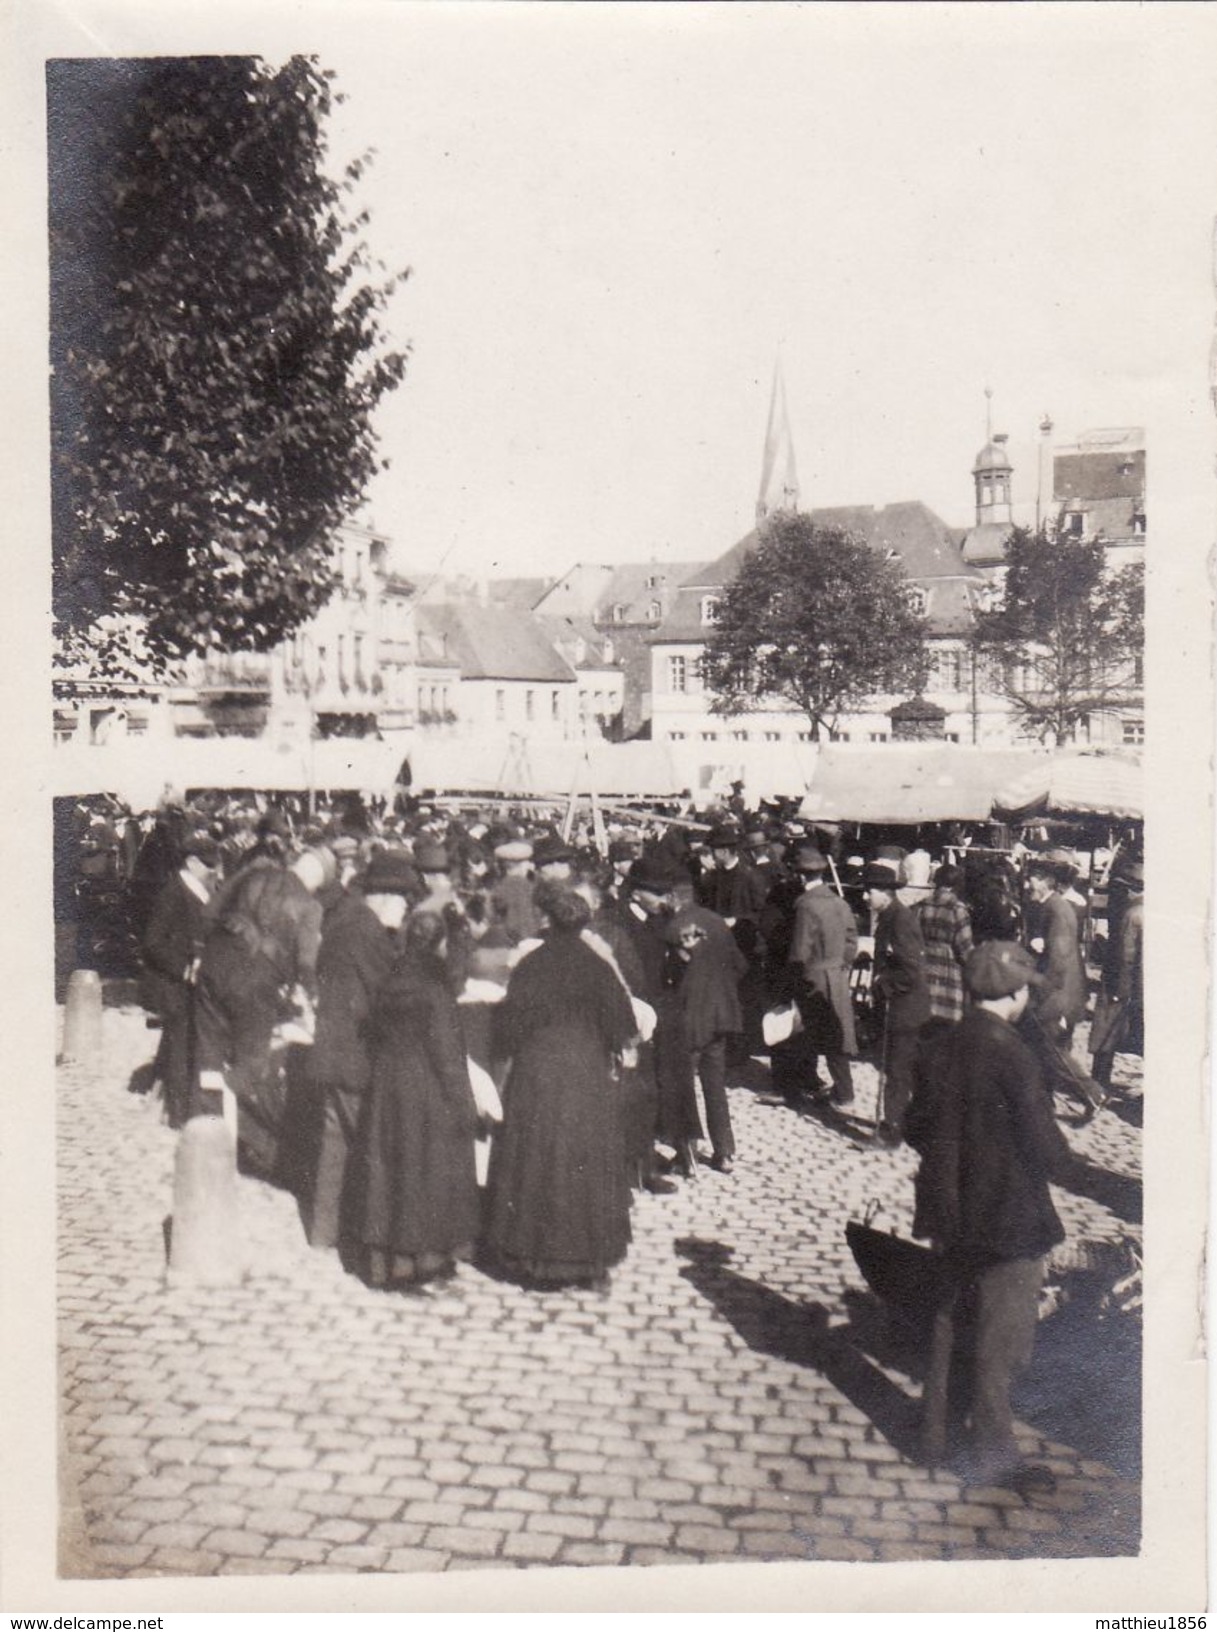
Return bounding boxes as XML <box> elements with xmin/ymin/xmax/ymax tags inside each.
<box><xmin>945</xmin><ymin>732</ymin><xmax>961</xmax><ymax>744</ymax></box>
<box><xmin>495</xmin><ymin>690</ymin><xmax>506</xmax><ymax>722</ymax></box>
<box><xmin>1064</xmin><ymin>510</ymin><xmax>1085</xmax><ymax>537</ymax></box>
<box><xmin>701</xmin><ymin>596</ymin><xmax>722</xmax><ymax>626</ymax></box>
<box><xmin>668</xmin><ymin>656</ymin><xmax>687</xmax><ymax>693</ymax></box>
<box><xmin>764</xmin><ymin>731</ymin><xmax>780</xmax><ymax>742</ymax></box>
<box><xmin>906</xmin><ymin>586</ymin><xmax>929</xmax><ymax>617</ymax></box>
<box><xmin>552</xmin><ymin>690</ymin><xmax>561</xmax><ymax>720</ymax></box>
<box><xmin>869</xmin><ymin>732</ymin><xmax>888</xmax><ymax>743</ymax></box>
<box><xmin>701</xmin><ymin>731</ymin><xmax>717</xmax><ymax>742</ymax></box>
<box><xmin>669</xmin><ymin>730</ymin><xmax>686</xmax><ymax>741</ymax></box>
<box><xmin>612</xmin><ymin>604</ymin><xmax>627</xmax><ymax>622</ymax></box>
<box><xmin>1132</xmin><ymin>508</ymin><xmax>1146</xmax><ymax>536</ymax></box>
<box><xmin>933</xmin><ymin>648</ymin><xmax>964</xmax><ymax>691</ymax></box>
<box><xmin>648</xmin><ymin>601</ymin><xmax>662</xmax><ymax>623</ymax></box>
<box><xmin>525</xmin><ymin>690</ymin><xmax>535</xmax><ymax>721</ymax></box>
<box><xmin>353</xmin><ymin>634</ymin><xmax>365</xmax><ymax>688</ymax></box>
<box><xmin>646</xmin><ymin>574</ymin><xmax>662</xmax><ymax>590</ymax></box>
<box><xmin>1122</xmin><ymin>718</ymin><xmax>1145</xmax><ymax>746</ymax></box>
<box><xmin>732</xmin><ymin>729</ymin><xmax>748</xmax><ymax>743</ymax></box>
<box><xmin>1133</xmin><ymin>653</ymin><xmax>1144</xmax><ymax>687</ymax></box>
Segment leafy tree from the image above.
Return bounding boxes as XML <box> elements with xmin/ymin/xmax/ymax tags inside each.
<box><xmin>972</xmin><ymin>525</ymin><xmax>1144</xmax><ymax>745</ymax></box>
<box><xmin>49</xmin><ymin>56</ymin><xmax>408</xmax><ymax>676</ymax></box>
<box><xmin>698</xmin><ymin>513</ymin><xmax>930</xmax><ymax>740</ymax></box>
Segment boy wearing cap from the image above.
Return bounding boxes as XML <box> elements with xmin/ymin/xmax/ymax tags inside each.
<box><xmin>906</xmin><ymin>941</ymin><xmax>1071</xmax><ymax>1492</ymax></box>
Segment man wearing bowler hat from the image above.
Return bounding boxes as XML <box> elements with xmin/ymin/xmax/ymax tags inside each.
<box><xmin>865</xmin><ymin>860</ymin><xmax>931</xmax><ymax>1145</ymax></box>
<box><xmin>905</xmin><ymin>941</ymin><xmax>1071</xmax><ymax>1492</ymax></box>
<box><xmin>787</xmin><ymin>845</ymin><xmax>858</xmax><ymax>1108</ymax></box>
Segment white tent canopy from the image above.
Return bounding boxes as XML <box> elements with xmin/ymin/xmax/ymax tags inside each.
<box><xmin>799</xmin><ymin>744</ymin><xmax>1046</xmax><ymax>825</ymax></box>
<box><xmin>405</xmin><ymin>735</ymin><xmax>687</xmax><ymax>800</ymax></box>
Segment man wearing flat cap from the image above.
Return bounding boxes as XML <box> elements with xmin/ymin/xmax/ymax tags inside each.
<box><xmin>489</xmin><ymin>838</ymin><xmax>540</xmax><ymax>946</ymax></box>
<box><xmin>905</xmin><ymin>941</ymin><xmax>1071</xmax><ymax>1493</ymax></box>
<box><xmin>787</xmin><ymin>846</ymin><xmax>858</xmax><ymax>1107</ymax></box>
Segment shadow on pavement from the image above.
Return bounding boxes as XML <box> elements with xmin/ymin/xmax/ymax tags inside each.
<box><xmin>675</xmin><ymin>1237</ymin><xmax>923</xmax><ymax>1462</ymax></box>
<box><xmin>1058</xmin><ymin>1154</ymin><xmax>1142</xmax><ymax>1226</ymax></box>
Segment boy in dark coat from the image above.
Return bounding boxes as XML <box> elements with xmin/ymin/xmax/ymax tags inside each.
<box><xmin>906</xmin><ymin>940</ymin><xmax>1072</xmax><ymax>1492</ymax></box>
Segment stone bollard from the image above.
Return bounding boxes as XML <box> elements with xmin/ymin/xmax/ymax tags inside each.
<box><xmin>167</xmin><ymin>1115</ymin><xmax>244</xmax><ymax>1287</ymax></box>
<box><xmin>60</xmin><ymin>969</ymin><xmax>103</xmax><ymax>1066</ymax></box>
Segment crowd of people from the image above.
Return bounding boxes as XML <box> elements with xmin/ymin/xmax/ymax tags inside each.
<box><xmin>60</xmin><ymin>786</ymin><xmax>1144</xmax><ymax>1487</ymax></box>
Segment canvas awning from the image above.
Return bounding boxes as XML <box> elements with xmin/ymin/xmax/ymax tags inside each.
<box><xmin>992</xmin><ymin>751</ymin><xmax>1143</xmax><ymax>821</ymax></box>
<box><xmin>405</xmin><ymin>735</ymin><xmax>687</xmax><ymax>800</ymax></box>
<box><xmin>799</xmin><ymin>745</ymin><xmax>1042</xmax><ymax>825</ymax></box>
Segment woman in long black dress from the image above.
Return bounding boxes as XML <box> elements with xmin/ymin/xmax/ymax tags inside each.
<box><xmin>355</xmin><ymin>910</ymin><xmax>481</xmax><ymax>1290</ymax></box>
<box><xmin>484</xmin><ymin>884</ymin><xmax>638</xmax><ymax>1290</ymax></box>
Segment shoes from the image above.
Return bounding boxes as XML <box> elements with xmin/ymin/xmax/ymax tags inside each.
<box><xmin>873</xmin><ymin>1121</ymin><xmax>903</xmax><ymax>1148</ymax></box>
<box><xmin>644</xmin><ymin>1175</ymin><xmax>678</xmax><ymax>1195</ymax></box>
<box><xmin>709</xmin><ymin>1154</ymin><xmax>735</xmax><ymax>1174</ymax></box>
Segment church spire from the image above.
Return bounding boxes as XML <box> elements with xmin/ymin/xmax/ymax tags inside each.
<box><xmin>756</xmin><ymin>360</ymin><xmax>800</xmax><ymax>525</ymax></box>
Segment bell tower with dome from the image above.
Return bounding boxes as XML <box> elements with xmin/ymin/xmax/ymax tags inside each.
<box><xmin>961</xmin><ymin>389</ymin><xmax>1016</xmax><ymax>569</ymax></box>
<box><xmin>971</xmin><ymin>389</ymin><xmax>1013</xmax><ymax>526</ymax></box>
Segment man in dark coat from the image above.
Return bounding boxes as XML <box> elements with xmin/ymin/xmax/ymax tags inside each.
<box><xmin>1089</xmin><ymin>859</ymin><xmax>1144</xmax><ymax>1092</ymax></box>
<box><xmin>139</xmin><ymin>832</ymin><xmax>219</xmax><ymax>1127</ymax></box>
<box><xmin>605</xmin><ymin>858</ymin><xmax>702</xmax><ymax>1189</ymax></box>
<box><xmin>194</xmin><ymin>846</ymin><xmax>333</xmax><ymax>1175</ymax></box>
<box><xmin>906</xmin><ymin>941</ymin><xmax>1071</xmax><ymax>1491</ymax></box>
<box><xmin>305</xmin><ymin>850</ymin><xmax>411</xmax><ymax>1248</ymax></box>
<box><xmin>866</xmin><ymin>861</ymin><xmax>931</xmax><ymax>1145</ymax></box>
<box><xmin>697</xmin><ymin>823</ymin><xmax>769</xmax><ymax>1060</ymax></box>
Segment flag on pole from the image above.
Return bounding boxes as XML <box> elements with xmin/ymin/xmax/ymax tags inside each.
<box><xmin>756</xmin><ymin>361</ymin><xmax>800</xmax><ymax>524</ymax></box>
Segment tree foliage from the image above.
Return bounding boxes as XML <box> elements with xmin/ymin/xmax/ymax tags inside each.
<box><xmin>972</xmin><ymin>525</ymin><xmax>1144</xmax><ymax>745</ymax></box>
<box><xmin>698</xmin><ymin>513</ymin><xmax>930</xmax><ymax>739</ymax></box>
<box><xmin>49</xmin><ymin>56</ymin><xmax>408</xmax><ymax>675</ymax></box>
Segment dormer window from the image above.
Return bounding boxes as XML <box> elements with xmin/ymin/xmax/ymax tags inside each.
<box><xmin>648</xmin><ymin>600</ymin><xmax>662</xmax><ymax>622</ymax></box>
<box><xmin>906</xmin><ymin>586</ymin><xmax>929</xmax><ymax>617</ymax></box>
<box><xmin>701</xmin><ymin>596</ymin><xmax>722</xmax><ymax>627</ymax></box>
<box><xmin>612</xmin><ymin>604</ymin><xmax>627</xmax><ymax>622</ymax></box>
<box><xmin>646</xmin><ymin>574</ymin><xmax>662</xmax><ymax>590</ymax></box>
<box><xmin>1064</xmin><ymin>510</ymin><xmax>1085</xmax><ymax>538</ymax></box>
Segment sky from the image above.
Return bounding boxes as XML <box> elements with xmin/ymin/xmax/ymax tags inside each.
<box><xmin>302</xmin><ymin>4</ymin><xmax>1212</xmax><ymax>588</ymax></box>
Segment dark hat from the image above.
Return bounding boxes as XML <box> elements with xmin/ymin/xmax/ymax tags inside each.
<box><xmin>744</xmin><ymin>828</ymin><xmax>769</xmax><ymax>850</ymax></box>
<box><xmin>182</xmin><ymin>831</ymin><xmax>220</xmax><ymax>866</ymax></box>
<box><xmin>1114</xmin><ymin>858</ymin><xmax>1144</xmax><ymax>888</ymax></box>
<box><xmin>863</xmin><ymin>862</ymin><xmax>901</xmax><ymax>890</ymax></box>
<box><xmin>608</xmin><ymin>835</ymin><xmax>642</xmax><ymax>863</ymax></box>
<box><xmin>963</xmin><ymin>940</ymin><xmax>1044</xmax><ymax>999</ymax></box>
<box><xmin>625</xmin><ymin>857</ymin><xmax>678</xmax><ymax>894</ymax></box>
<box><xmin>363</xmin><ymin>849</ymin><xmax>418</xmax><ymax>896</ymax></box>
<box><xmin>413</xmin><ymin>840</ymin><xmax>450</xmax><ymax>874</ymax></box>
<box><xmin>792</xmin><ymin>845</ymin><xmax>829</xmax><ymax>874</ymax></box>
<box><xmin>533</xmin><ymin>835</ymin><xmax>576</xmax><ymax>868</ymax></box>
<box><xmin>707</xmin><ymin>823</ymin><xmax>740</xmax><ymax>850</ymax></box>
<box><xmin>257</xmin><ymin>809</ymin><xmax>292</xmax><ymax>839</ymax></box>
<box><xmin>933</xmin><ymin>863</ymin><xmax>965</xmax><ymax>892</ymax></box>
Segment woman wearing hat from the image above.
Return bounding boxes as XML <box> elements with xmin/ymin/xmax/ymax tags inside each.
<box><xmin>353</xmin><ymin>909</ymin><xmax>482</xmax><ymax>1292</ymax></box>
<box><xmin>304</xmin><ymin>849</ymin><xmax>416</xmax><ymax>1251</ymax></box>
<box><xmin>483</xmin><ymin>884</ymin><xmax>637</xmax><ymax>1289</ymax></box>
<box><xmin>917</xmin><ymin>865</ymin><xmax>974</xmax><ymax>1027</ymax></box>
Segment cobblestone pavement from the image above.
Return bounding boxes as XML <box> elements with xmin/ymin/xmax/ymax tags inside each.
<box><xmin>58</xmin><ymin>1005</ymin><xmax>1142</xmax><ymax>1579</ymax></box>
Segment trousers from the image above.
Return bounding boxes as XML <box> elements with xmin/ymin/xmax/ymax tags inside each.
<box><xmin>690</xmin><ymin>1036</ymin><xmax>734</xmax><ymax>1160</ymax></box>
<box><xmin>921</xmin><ymin>1254</ymin><xmax>1044</xmax><ymax>1476</ymax></box>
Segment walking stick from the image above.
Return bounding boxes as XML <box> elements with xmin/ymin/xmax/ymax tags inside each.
<box><xmin>873</xmin><ymin>1003</ymin><xmax>889</xmax><ymax>1143</ymax></box>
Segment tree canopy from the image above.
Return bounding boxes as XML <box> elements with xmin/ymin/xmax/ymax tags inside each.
<box><xmin>49</xmin><ymin>56</ymin><xmax>408</xmax><ymax>675</ymax></box>
<box><xmin>698</xmin><ymin>513</ymin><xmax>929</xmax><ymax>740</ymax></box>
<box><xmin>972</xmin><ymin>525</ymin><xmax>1144</xmax><ymax>745</ymax></box>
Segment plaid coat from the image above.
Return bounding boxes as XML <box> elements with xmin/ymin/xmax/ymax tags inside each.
<box><xmin>916</xmin><ymin>891</ymin><xmax>974</xmax><ymax>1024</ymax></box>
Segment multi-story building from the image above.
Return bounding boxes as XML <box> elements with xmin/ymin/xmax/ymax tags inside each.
<box><xmin>648</xmin><ymin>414</ymin><xmax>1145</xmax><ymax>763</ymax></box>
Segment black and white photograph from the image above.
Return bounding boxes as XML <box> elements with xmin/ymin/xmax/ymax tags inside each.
<box><xmin>3</xmin><ymin>0</ymin><xmax>1212</xmax><ymax>1617</ymax></box>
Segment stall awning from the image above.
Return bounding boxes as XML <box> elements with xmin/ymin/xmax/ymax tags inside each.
<box><xmin>800</xmin><ymin>744</ymin><xmax>1042</xmax><ymax>825</ymax></box>
<box><xmin>992</xmin><ymin>750</ymin><xmax>1143</xmax><ymax>821</ymax></box>
<box><xmin>405</xmin><ymin>736</ymin><xmax>687</xmax><ymax>800</ymax></box>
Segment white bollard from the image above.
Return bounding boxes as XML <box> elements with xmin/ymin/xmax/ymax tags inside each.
<box><xmin>60</xmin><ymin>969</ymin><xmax>103</xmax><ymax>1066</ymax></box>
<box><xmin>167</xmin><ymin>1115</ymin><xmax>244</xmax><ymax>1287</ymax></box>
